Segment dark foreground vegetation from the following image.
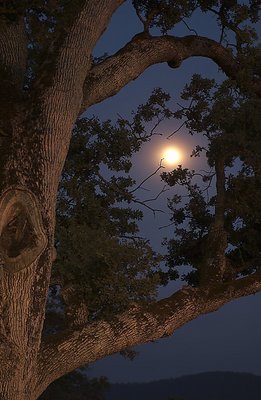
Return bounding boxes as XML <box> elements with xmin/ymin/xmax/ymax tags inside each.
<box><xmin>106</xmin><ymin>372</ymin><xmax>261</xmax><ymax>400</ymax></box>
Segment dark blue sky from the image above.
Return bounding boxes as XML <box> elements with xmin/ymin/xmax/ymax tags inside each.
<box><xmin>86</xmin><ymin>1</ymin><xmax>261</xmax><ymax>383</ymax></box>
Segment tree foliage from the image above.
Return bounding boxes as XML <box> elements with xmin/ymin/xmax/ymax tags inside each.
<box><xmin>161</xmin><ymin>75</ymin><xmax>261</xmax><ymax>286</ymax></box>
<box><xmin>39</xmin><ymin>369</ymin><xmax>109</xmax><ymax>400</ymax></box>
<box><xmin>132</xmin><ymin>0</ymin><xmax>259</xmax><ymax>39</ymax></box>
<box><xmin>45</xmin><ymin>89</ymin><xmax>176</xmax><ymax>329</ymax></box>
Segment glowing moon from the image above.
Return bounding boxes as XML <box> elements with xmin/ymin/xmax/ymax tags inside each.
<box><xmin>162</xmin><ymin>147</ymin><xmax>182</xmax><ymax>167</ymax></box>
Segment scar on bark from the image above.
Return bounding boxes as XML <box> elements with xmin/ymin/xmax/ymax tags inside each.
<box><xmin>0</xmin><ymin>188</ymin><xmax>47</xmax><ymax>272</ymax></box>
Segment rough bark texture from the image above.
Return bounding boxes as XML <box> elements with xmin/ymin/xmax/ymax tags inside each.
<box><xmin>35</xmin><ymin>270</ymin><xmax>261</xmax><ymax>398</ymax></box>
<box><xmin>82</xmin><ymin>34</ymin><xmax>261</xmax><ymax>111</ymax></box>
<box><xmin>0</xmin><ymin>2</ymin><xmax>124</xmax><ymax>399</ymax></box>
<box><xmin>0</xmin><ymin>2</ymin><xmax>260</xmax><ymax>399</ymax></box>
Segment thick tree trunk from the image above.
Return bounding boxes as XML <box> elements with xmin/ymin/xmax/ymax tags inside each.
<box><xmin>0</xmin><ymin>60</ymin><xmax>77</xmax><ymax>395</ymax></box>
<box><xmin>0</xmin><ymin>2</ymin><xmax>124</xmax><ymax>397</ymax></box>
<box><xmin>0</xmin><ymin>20</ymin><xmax>52</xmax><ymax>391</ymax></box>
<box><xmin>0</xmin><ymin>125</ymin><xmax>59</xmax><ymax>400</ymax></box>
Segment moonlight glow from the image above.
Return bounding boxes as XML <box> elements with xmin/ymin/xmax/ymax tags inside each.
<box><xmin>162</xmin><ymin>147</ymin><xmax>182</xmax><ymax>167</ymax></box>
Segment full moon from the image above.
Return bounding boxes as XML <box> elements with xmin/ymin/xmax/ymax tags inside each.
<box><xmin>162</xmin><ymin>147</ymin><xmax>182</xmax><ymax>167</ymax></box>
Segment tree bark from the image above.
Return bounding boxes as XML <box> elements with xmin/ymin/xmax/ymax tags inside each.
<box><xmin>82</xmin><ymin>34</ymin><xmax>261</xmax><ymax>111</ymax></box>
<box><xmin>0</xmin><ymin>2</ymin><xmax>124</xmax><ymax>398</ymax></box>
<box><xmin>36</xmin><ymin>269</ymin><xmax>261</xmax><ymax>398</ymax></box>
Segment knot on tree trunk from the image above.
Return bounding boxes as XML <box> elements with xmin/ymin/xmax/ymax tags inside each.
<box><xmin>0</xmin><ymin>188</ymin><xmax>47</xmax><ymax>272</ymax></box>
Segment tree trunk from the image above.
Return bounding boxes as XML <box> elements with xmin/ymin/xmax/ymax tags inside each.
<box><xmin>0</xmin><ymin>90</ymin><xmax>85</xmax><ymax>397</ymax></box>
<box><xmin>0</xmin><ymin>2</ymin><xmax>124</xmax><ymax>397</ymax></box>
<box><xmin>0</xmin><ymin>107</ymin><xmax>69</xmax><ymax>398</ymax></box>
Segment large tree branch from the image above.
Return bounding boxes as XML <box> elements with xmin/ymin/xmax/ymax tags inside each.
<box><xmin>82</xmin><ymin>34</ymin><xmax>260</xmax><ymax>112</ymax></box>
<box><xmin>36</xmin><ymin>269</ymin><xmax>261</xmax><ymax>397</ymax></box>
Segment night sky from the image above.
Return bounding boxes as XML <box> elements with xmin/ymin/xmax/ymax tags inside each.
<box><xmin>85</xmin><ymin>1</ymin><xmax>261</xmax><ymax>383</ymax></box>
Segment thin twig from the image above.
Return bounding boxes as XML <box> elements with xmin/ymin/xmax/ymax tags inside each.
<box><xmin>143</xmin><ymin>185</ymin><xmax>169</xmax><ymax>203</ymax></box>
<box><xmin>181</xmin><ymin>18</ymin><xmax>198</xmax><ymax>36</ymax></box>
<box><xmin>133</xmin><ymin>199</ymin><xmax>164</xmax><ymax>216</ymax></box>
<box><xmin>117</xmin><ymin>113</ymin><xmax>163</xmax><ymax>140</ymax></box>
<box><xmin>167</xmin><ymin>99</ymin><xmax>193</xmax><ymax>138</ymax></box>
<box><xmin>146</xmin><ymin>117</ymin><xmax>164</xmax><ymax>138</ymax></box>
<box><xmin>130</xmin><ymin>160</ymin><xmax>165</xmax><ymax>193</ymax></box>
<box><xmin>97</xmin><ymin>169</ymin><xmax>165</xmax><ymax>216</ymax></box>
<box><xmin>167</xmin><ymin>121</ymin><xmax>186</xmax><ymax>138</ymax></box>
<box><xmin>159</xmin><ymin>220</ymin><xmax>175</xmax><ymax>230</ymax></box>
<box><xmin>119</xmin><ymin>235</ymin><xmax>148</xmax><ymax>243</ymax></box>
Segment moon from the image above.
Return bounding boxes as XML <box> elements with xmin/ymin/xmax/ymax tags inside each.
<box><xmin>161</xmin><ymin>147</ymin><xmax>182</xmax><ymax>167</ymax></box>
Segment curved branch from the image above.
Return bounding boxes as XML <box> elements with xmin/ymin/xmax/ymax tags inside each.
<box><xmin>82</xmin><ymin>34</ymin><xmax>260</xmax><ymax>112</ymax></box>
<box><xmin>36</xmin><ymin>269</ymin><xmax>261</xmax><ymax>397</ymax></box>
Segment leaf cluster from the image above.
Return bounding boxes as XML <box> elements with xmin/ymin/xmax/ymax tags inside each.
<box><xmin>133</xmin><ymin>0</ymin><xmax>196</xmax><ymax>33</ymax></box>
<box><xmin>162</xmin><ymin>167</ymin><xmax>212</xmax><ymax>286</ymax></box>
<box><xmin>132</xmin><ymin>0</ymin><xmax>259</xmax><ymax>38</ymax></box>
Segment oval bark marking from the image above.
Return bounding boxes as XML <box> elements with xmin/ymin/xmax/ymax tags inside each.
<box><xmin>0</xmin><ymin>188</ymin><xmax>47</xmax><ymax>272</ymax></box>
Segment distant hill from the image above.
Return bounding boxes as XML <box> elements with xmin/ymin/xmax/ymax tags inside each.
<box><xmin>105</xmin><ymin>371</ymin><xmax>261</xmax><ymax>400</ymax></box>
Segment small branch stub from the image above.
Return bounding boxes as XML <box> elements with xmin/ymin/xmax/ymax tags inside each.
<box><xmin>0</xmin><ymin>188</ymin><xmax>47</xmax><ymax>272</ymax></box>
